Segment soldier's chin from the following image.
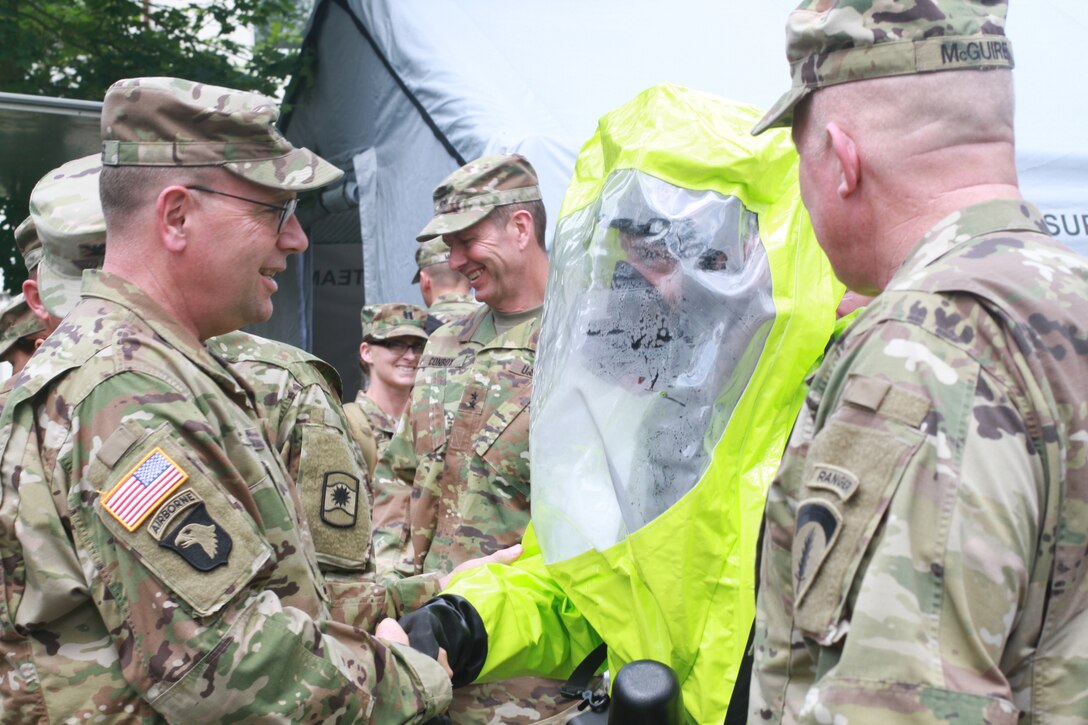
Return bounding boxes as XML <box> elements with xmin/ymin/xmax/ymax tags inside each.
<box><xmin>203</xmin><ymin>305</ymin><xmax>273</xmax><ymax>340</ymax></box>
<box><xmin>255</xmin><ymin>304</ymin><xmax>274</xmax><ymax>325</ymax></box>
<box><xmin>471</xmin><ymin>281</ymin><xmax>492</xmax><ymax>305</ymax></box>
<box><xmin>237</xmin><ymin>302</ymin><xmax>275</xmax><ymax>332</ymax></box>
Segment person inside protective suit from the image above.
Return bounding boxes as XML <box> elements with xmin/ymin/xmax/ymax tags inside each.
<box><xmin>578</xmin><ymin>180</ymin><xmax>774</xmax><ymax>528</ymax></box>
<box><xmin>381</xmin><ymin>86</ymin><xmax>842</xmax><ymax>725</ymax></box>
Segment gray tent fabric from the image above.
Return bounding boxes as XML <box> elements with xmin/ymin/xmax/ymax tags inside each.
<box><xmin>282</xmin><ymin>0</ymin><xmax>1088</xmax><ymax>396</ymax></box>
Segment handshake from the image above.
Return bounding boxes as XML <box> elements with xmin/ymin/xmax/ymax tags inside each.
<box><xmin>375</xmin><ymin>544</ymin><xmax>524</xmax><ymax>680</ymax></box>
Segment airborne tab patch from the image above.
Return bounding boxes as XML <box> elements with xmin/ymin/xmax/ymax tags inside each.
<box><xmin>103</xmin><ymin>447</ymin><xmax>188</xmax><ymax>532</ymax></box>
<box><xmin>148</xmin><ymin>488</ymin><xmax>202</xmax><ymax>541</ymax></box>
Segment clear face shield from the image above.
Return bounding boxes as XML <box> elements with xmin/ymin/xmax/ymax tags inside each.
<box><xmin>532</xmin><ymin>169</ymin><xmax>776</xmax><ymax>562</ymax></box>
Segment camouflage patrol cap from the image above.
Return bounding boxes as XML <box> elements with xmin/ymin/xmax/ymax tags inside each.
<box><xmin>101</xmin><ymin>77</ymin><xmax>343</xmax><ymax>191</ymax></box>
<box><xmin>360</xmin><ymin>303</ymin><xmax>429</xmax><ymax>342</ymax></box>
<box><xmin>752</xmin><ymin>0</ymin><xmax>1014</xmax><ymax>135</ymax></box>
<box><xmin>14</xmin><ymin>217</ymin><xmax>42</xmax><ymax>274</ymax></box>
<box><xmin>29</xmin><ymin>154</ymin><xmax>107</xmax><ymax>318</ymax></box>
<box><xmin>0</xmin><ymin>294</ymin><xmax>45</xmax><ymax>360</ymax></box>
<box><xmin>416</xmin><ymin>153</ymin><xmax>541</xmax><ymax>242</ymax></box>
<box><xmin>412</xmin><ymin>239</ymin><xmax>452</xmax><ymax>283</ymax></box>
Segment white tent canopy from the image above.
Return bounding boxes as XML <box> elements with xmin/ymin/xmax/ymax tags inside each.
<box><xmin>283</xmin><ymin>0</ymin><xmax>1088</xmax><ymax>394</ymax></box>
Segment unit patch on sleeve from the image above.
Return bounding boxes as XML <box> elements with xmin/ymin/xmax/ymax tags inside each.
<box><xmin>154</xmin><ymin>491</ymin><xmax>233</xmax><ymax>572</ymax></box>
<box><xmin>102</xmin><ymin>447</ymin><xmax>189</xmax><ymax>532</ymax></box>
<box><xmin>793</xmin><ymin>499</ymin><xmax>843</xmax><ymax>606</ymax></box>
<box><xmin>320</xmin><ymin>471</ymin><xmax>360</xmax><ymax>528</ymax></box>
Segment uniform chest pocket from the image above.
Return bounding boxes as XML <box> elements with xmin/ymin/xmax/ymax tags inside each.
<box><xmin>792</xmin><ymin>376</ymin><xmax>930</xmax><ymax>644</ymax></box>
<box><xmin>84</xmin><ymin>423</ymin><xmax>273</xmax><ymax>618</ymax></box>
<box><xmin>473</xmin><ymin>374</ymin><xmax>533</xmax><ymax>498</ymax></box>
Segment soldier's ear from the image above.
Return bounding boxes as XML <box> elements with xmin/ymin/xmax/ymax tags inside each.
<box><xmin>509</xmin><ymin>209</ymin><xmax>534</xmax><ymax>251</ymax></box>
<box><xmin>157</xmin><ymin>186</ymin><xmax>193</xmax><ymax>253</ymax></box>
<box><xmin>22</xmin><ymin>278</ymin><xmax>49</xmax><ymax>323</ymax></box>
<box><xmin>828</xmin><ymin>122</ymin><xmax>860</xmax><ymax>199</ymax></box>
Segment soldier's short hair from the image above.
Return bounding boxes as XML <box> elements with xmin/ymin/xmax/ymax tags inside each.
<box><xmin>29</xmin><ymin>154</ymin><xmax>107</xmax><ymax>318</ymax></box>
<box><xmin>420</xmin><ymin>262</ymin><xmax>467</xmax><ymax>289</ymax></box>
<box><xmin>99</xmin><ymin>166</ymin><xmax>217</xmax><ymax>224</ymax></box>
<box><xmin>488</xmin><ymin>199</ymin><xmax>547</xmax><ymax>251</ymax></box>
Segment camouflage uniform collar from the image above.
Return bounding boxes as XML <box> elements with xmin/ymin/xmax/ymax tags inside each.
<box><xmin>888</xmin><ymin>199</ymin><xmax>1047</xmax><ymax>292</ymax></box>
<box><xmin>357</xmin><ymin>394</ymin><xmax>398</xmax><ymax>436</ymax></box>
<box><xmin>466</xmin><ymin>306</ymin><xmax>542</xmax><ymax>349</ymax></box>
<box><xmin>431</xmin><ymin>292</ymin><xmax>476</xmax><ymax>306</ymax></box>
<box><xmin>208</xmin><ymin>330</ymin><xmax>343</xmax><ymax>398</ymax></box>
<box><xmin>456</xmin><ymin>304</ymin><xmax>492</xmax><ymax>344</ymax></box>
<box><xmin>82</xmin><ymin>270</ymin><xmax>243</xmax><ymax>389</ymax></box>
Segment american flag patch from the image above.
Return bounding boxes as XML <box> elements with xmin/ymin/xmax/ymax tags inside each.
<box><xmin>102</xmin><ymin>448</ymin><xmax>189</xmax><ymax>532</ymax></box>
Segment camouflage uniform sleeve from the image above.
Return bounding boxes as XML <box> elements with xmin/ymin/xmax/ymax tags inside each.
<box><xmin>386</xmin><ymin>571</ymin><xmax>445</xmax><ymax>617</ymax></box>
<box><xmin>51</xmin><ymin>371</ymin><xmax>450</xmax><ymax>722</ymax></box>
<box><xmin>755</xmin><ymin>317</ymin><xmax>1038</xmax><ymax>723</ymax></box>
<box><xmin>320</xmin><ymin>508</ymin><xmax>441</xmax><ymax>630</ymax></box>
<box><xmin>372</xmin><ymin>411</ymin><xmax>420</xmax><ymax>580</ymax></box>
<box><xmin>281</xmin><ymin>381</ymin><xmax>374</xmax><ymax>573</ymax></box>
<box><xmin>323</xmin><ymin>571</ymin><xmax>444</xmax><ymax>632</ymax></box>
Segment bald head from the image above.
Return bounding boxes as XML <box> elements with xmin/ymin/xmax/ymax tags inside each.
<box><xmin>419</xmin><ymin>262</ymin><xmax>471</xmax><ymax>304</ymax></box>
<box><xmin>798</xmin><ymin>69</ymin><xmax>1015</xmax><ymax>184</ymax></box>
<box><xmin>792</xmin><ymin>69</ymin><xmax>1020</xmax><ymax>293</ymax></box>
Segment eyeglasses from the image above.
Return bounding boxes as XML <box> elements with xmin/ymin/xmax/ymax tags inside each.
<box><xmin>186</xmin><ymin>185</ymin><xmax>299</xmax><ymax>234</ymax></box>
<box><xmin>371</xmin><ymin>339</ymin><xmax>426</xmax><ymax>355</ymax></box>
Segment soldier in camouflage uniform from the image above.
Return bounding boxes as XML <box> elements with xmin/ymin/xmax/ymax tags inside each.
<box><xmin>13</xmin><ymin>217</ymin><xmax>48</xmax><ymax>330</ymax></box>
<box><xmin>13</xmin><ymin>217</ymin><xmax>51</xmax><ymax>332</ymax></box>
<box><xmin>18</xmin><ymin>157</ymin><xmax>107</xmax><ymax>336</ymax></box>
<box><xmin>23</xmin><ymin>157</ymin><xmax>437</xmax><ymax>634</ymax></box>
<box><xmin>412</xmin><ymin>239</ymin><xmax>479</xmax><ymax>334</ymax></box>
<box><xmin>343</xmin><ymin>303</ymin><xmax>429</xmax><ymax>477</ymax></box>
<box><xmin>207</xmin><ymin>330</ymin><xmax>394</xmax><ymax>630</ymax></box>
<box><xmin>0</xmin><ymin>156</ymin><xmax>109</xmax><ymax>394</ymax></box>
<box><xmin>373</xmin><ymin>154</ymin><xmax>583</xmax><ymax>723</ymax></box>
<box><xmin>0</xmin><ymin>77</ymin><xmax>451</xmax><ymax>722</ymax></box>
<box><xmin>0</xmin><ymin>295</ymin><xmax>45</xmax><ymax>376</ymax></box>
<box><xmin>14</xmin><ymin>216</ymin><xmax>43</xmax><ymax>280</ymax></box>
<box><xmin>10</xmin><ymin>217</ymin><xmax>48</xmax><ymax>366</ymax></box>
<box><xmin>751</xmin><ymin>2</ymin><xmax>1088</xmax><ymax>722</ymax></box>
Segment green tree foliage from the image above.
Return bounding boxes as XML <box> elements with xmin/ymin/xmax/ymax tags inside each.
<box><xmin>0</xmin><ymin>0</ymin><xmax>309</xmax><ymax>293</ymax></box>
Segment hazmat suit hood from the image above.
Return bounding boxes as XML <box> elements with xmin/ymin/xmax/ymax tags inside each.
<box><xmin>446</xmin><ymin>84</ymin><xmax>843</xmax><ymax>723</ymax></box>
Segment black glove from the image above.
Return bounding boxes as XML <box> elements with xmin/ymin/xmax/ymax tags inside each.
<box><xmin>399</xmin><ymin>594</ymin><xmax>488</xmax><ymax>688</ymax></box>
